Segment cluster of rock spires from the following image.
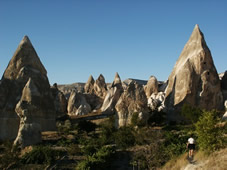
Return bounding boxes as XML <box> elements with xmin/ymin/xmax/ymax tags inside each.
<box><xmin>0</xmin><ymin>24</ymin><xmax>226</xmax><ymax>148</ymax></box>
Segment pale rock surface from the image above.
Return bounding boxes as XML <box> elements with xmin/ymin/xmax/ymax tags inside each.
<box><xmin>13</xmin><ymin>78</ymin><xmax>54</xmax><ymax>148</ymax></box>
<box><xmin>101</xmin><ymin>73</ymin><xmax>123</xmax><ymax>114</ymax></box>
<box><xmin>84</xmin><ymin>75</ymin><xmax>95</xmax><ymax>94</ymax></box>
<box><xmin>144</xmin><ymin>76</ymin><xmax>158</xmax><ymax>98</ymax></box>
<box><xmin>67</xmin><ymin>91</ymin><xmax>91</xmax><ymax>115</ymax></box>
<box><xmin>165</xmin><ymin>24</ymin><xmax>223</xmax><ymax>120</ymax></box>
<box><xmin>94</xmin><ymin>74</ymin><xmax>107</xmax><ymax>98</ymax></box>
<box><xmin>222</xmin><ymin>100</ymin><xmax>227</xmax><ymax>121</ymax></box>
<box><xmin>148</xmin><ymin>92</ymin><xmax>165</xmax><ymax>112</ymax></box>
<box><xmin>0</xmin><ymin>36</ymin><xmax>55</xmax><ymax>140</ymax></box>
<box><xmin>115</xmin><ymin>81</ymin><xmax>149</xmax><ymax>128</ymax></box>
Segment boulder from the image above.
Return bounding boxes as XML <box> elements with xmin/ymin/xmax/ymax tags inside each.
<box><xmin>101</xmin><ymin>73</ymin><xmax>123</xmax><ymax>114</ymax></box>
<box><xmin>51</xmin><ymin>83</ymin><xmax>67</xmax><ymax>117</ymax></box>
<box><xmin>94</xmin><ymin>74</ymin><xmax>107</xmax><ymax>98</ymax></box>
<box><xmin>115</xmin><ymin>81</ymin><xmax>149</xmax><ymax>128</ymax></box>
<box><xmin>0</xmin><ymin>36</ymin><xmax>55</xmax><ymax>140</ymax></box>
<box><xmin>67</xmin><ymin>91</ymin><xmax>91</xmax><ymax>116</ymax></box>
<box><xmin>84</xmin><ymin>75</ymin><xmax>95</xmax><ymax>94</ymax></box>
<box><xmin>144</xmin><ymin>76</ymin><xmax>158</xmax><ymax>98</ymax></box>
<box><xmin>165</xmin><ymin>25</ymin><xmax>223</xmax><ymax>120</ymax></box>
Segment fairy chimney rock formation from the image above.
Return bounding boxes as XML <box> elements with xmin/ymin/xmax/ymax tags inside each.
<box><xmin>144</xmin><ymin>76</ymin><xmax>159</xmax><ymax>98</ymax></box>
<box><xmin>51</xmin><ymin>83</ymin><xmax>67</xmax><ymax>117</ymax></box>
<box><xmin>84</xmin><ymin>75</ymin><xmax>95</xmax><ymax>94</ymax></box>
<box><xmin>112</xmin><ymin>72</ymin><xmax>122</xmax><ymax>87</ymax></box>
<box><xmin>115</xmin><ymin>81</ymin><xmax>149</xmax><ymax>128</ymax></box>
<box><xmin>101</xmin><ymin>73</ymin><xmax>123</xmax><ymax>114</ymax></box>
<box><xmin>0</xmin><ymin>36</ymin><xmax>56</xmax><ymax>140</ymax></box>
<box><xmin>165</xmin><ymin>24</ymin><xmax>223</xmax><ymax>119</ymax></box>
<box><xmin>13</xmin><ymin>78</ymin><xmax>43</xmax><ymax>148</ymax></box>
<box><xmin>67</xmin><ymin>91</ymin><xmax>91</xmax><ymax>116</ymax></box>
<box><xmin>94</xmin><ymin>74</ymin><xmax>107</xmax><ymax>98</ymax></box>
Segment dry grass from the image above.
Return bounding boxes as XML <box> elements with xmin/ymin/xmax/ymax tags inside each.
<box><xmin>160</xmin><ymin>153</ymin><xmax>188</xmax><ymax>170</ymax></box>
<box><xmin>160</xmin><ymin>148</ymin><xmax>227</xmax><ymax>170</ymax></box>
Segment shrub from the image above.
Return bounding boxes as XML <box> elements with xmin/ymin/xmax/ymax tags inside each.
<box><xmin>0</xmin><ymin>141</ymin><xmax>21</xmax><ymax>169</ymax></box>
<box><xmin>76</xmin><ymin>145</ymin><xmax>115</xmax><ymax>170</ymax></box>
<box><xmin>181</xmin><ymin>104</ymin><xmax>202</xmax><ymax>123</ymax></box>
<box><xmin>76</xmin><ymin>120</ymin><xmax>97</xmax><ymax>134</ymax></box>
<box><xmin>114</xmin><ymin>126</ymin><xmax>135</xmax><ymax>149</ymax></box>
<box><xmin>21</xmin><ymin>146</ymin><xmax>62</xmax><ymax>164</ymax></box>
<box><xmin>79</xmin><ymin>137</ymin><xmax>100</xmax><ymax>156</ymax></box>
<box><xmin>195</xmin><ymin>110</ymin><xmax>224</xmax><ymax>154</ymax></box>
<box><xmin>99</xmin><ymin>116</ymin><xmax>116</xmax><ymax>145</ymax></box>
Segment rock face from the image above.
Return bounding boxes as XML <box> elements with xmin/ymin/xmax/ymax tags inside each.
<box><xmin>0</xmin><ymin>36</ymin><xmax>56</xmax><ymax>140</ymax></box>
<box><xmin>94</xmin><ymin>74</ymin><xmax>107</xmax><ymax>98</ymax></box>
<box><xmin>67</xmin><ymin>91</ymin><xmax>91</xmax><ymax>116</ymax></box>
<box><xmin>101</xmin><ymin>73</ymin><xmax>123</xmax><ymax>114</ymax></box>
<box><xmin>221</xmin><ymin>71</ymin><xmax>227</xmax><ymax>90</ymax></box>
<box><xmin>165</xmin><ymin>25</ymin><xmax>223</xmax><ymax>119</ymax></box>
<box><xmin>51</xmin><ymin>83</ymin><xmax>67</xmax><ymax>117</ymax></box>
<box><xmin>115</xmin><ymin>81</ymin><xmax>149</xmax><ymax>127</ymax></box>
<box><xmin>13</xmin><ymin>78</ymin><xmax>43</xmax><ymax>148</ymax></box>
<box><xmin>148</xmin><ymin>92</ymin><xmax>165</xmax><ymax>112</ymax></box>
<box><xmin>222</xmin><ymin>101</ymin><xmax>227</xmax><ymax>121</ymax></box>
<box><xmin>84</xmin><ymin>75</ymin><xmax>95</xmax><ymax>94</ymax></box>
<box><xmin>144</xmin><ymin>76</ymin><xmax>159</xmax><ymax>98</ymax></box>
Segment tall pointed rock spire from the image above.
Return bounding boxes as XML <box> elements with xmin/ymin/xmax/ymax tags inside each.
<box><xmin>3</xmin><ymin>35</ymin><xmax>47</xmax><ymax>80</ymax></box>
<box><xmin>165</xmin><ymin>24</ymin><xmax>223</xmax><ymax>119</ymax></box>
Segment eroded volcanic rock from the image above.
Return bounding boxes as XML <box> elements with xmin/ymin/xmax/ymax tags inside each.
<box><xmin>94</xmin><ymin>74</ymin><xmax>107</xmax><ymax>98</ymax></box>
<box><xmin>115</xmin><ymin>81</ymin><xmax>149</xmax><ymax>127</ymax></box>
<box><xmin>101</xmin><ymin>72</ymin><xmax>123</xmax><ymax>114</ymax></box>
<box><xmin>165</xmin><ymin>25</ymin><xmax>223</xmax><ymax>120</ymax></box>
<box><xmin>144</xmin><ymin>76</ymin><xmax>158</xmax><ymax>98</ymax></box>
<box><xmin>84</xmin><ymin>75</ymin><xmax>95</xmax><ymax>94</ymax></box>
<box><xmin>0</xmin><ymin>36</ymin><xmax>55</xmax><ymax>140</ymax></box>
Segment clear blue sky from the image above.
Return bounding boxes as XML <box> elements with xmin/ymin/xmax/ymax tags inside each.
<box><xmin>0</xmin><ymin>0</ymin><xmax>226</xmax><ymax>84</ymax></box>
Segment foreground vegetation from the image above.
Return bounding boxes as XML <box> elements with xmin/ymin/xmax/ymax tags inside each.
<box><xmin>0</xmin><ymin>107</ymin><xmax>226</xmax><ymax>169</ymax></box>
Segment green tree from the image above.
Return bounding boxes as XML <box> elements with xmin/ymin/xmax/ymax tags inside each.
<box><xmin>195</xmin><ymin>110</ymin><xmax>224</xmax><ymax>154</ymax></box>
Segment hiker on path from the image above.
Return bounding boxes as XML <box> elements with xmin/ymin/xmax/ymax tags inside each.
<box><xmin>187</xmin><ymin>137</ymin><xmax>195</xmax><ymax>158</ymax></box>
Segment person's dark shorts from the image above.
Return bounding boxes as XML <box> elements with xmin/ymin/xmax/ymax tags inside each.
<box><xmin>188</xmin><ymin>144</ymin><xmax>195</xmax><ymax>150</ymax></box>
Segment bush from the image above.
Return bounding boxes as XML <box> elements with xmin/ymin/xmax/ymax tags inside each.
<box><xmin>163</xmin><ymin>130</ymin><xmax>189</xmax><ymax>159</ymax></box>
<box><xmin>76</xmin><ymin>145</ymin><xmax>115</xmax><ymax>170</ymax></box>
<box><xmin>99</xmin><ymin>116</ymin><xmax>116</xmax><ymax>145</ymax></box>
<box><xmin>0</xmin><ymin>142</ymin><xmax>21</xmax><ymax>169</ymax></box>
<box><xmin>195</xmin><ymin>110</ymin><xmax>224</xmax><ymax>154</ymax></box>
<box><xmin>114</xmin><ymin>126</ymin><xmax>135</xmax><ymax>149</ymax></box>
<box><xmin>79</xmin><ymin>137</ymin><xmax>101</xmax><ymax>156</ymax></box>
<box><xmin>21</xmin><ymin>146</ymin><xmax>62</xmax><ymax>164</ymax></box>
<box><xmin>76</xmin><ymin>120</ymin><xmax>97</xmax><ymax>134</ymax></box>
<box><xmin>181</xmin><ymin>104</ymin><xmax>202</xmax><ymax>123</ymax></box>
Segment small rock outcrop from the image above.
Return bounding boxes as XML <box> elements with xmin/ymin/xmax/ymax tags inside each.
<box><xmin>101</xmin><ymin>73</ymin><xmax>123</xmax><ymax>114</ymax></box>
<box><xmin>0</xmin><ymin>36</ymin><xmax>56</xmax><ymax>140</ymax></box>
<box><xmin>148</xmin><ymin>92</ymin><xmax>165</xmax><ymax>112</ymax></box>
<box><xmin>94</xmin><ymin>74</ymin><xmax>107</xmax><ymax>98</ymax></box>
<box><xmin>84</xmin><ymin>75</ymin><xmax>95</xmax><ymax>94</ymax></box>
<box><xmin>165</xmin><ymin>24</ymin><xmax>223</xmax><ymax>120</ymax></box>
<box><xmin>67</xmin><ymin>91</ymin><xmax>91</xmax><ymax>116</ymax></box>
<box><xmin>144</xmin><ymin>76</ymin><xmax>158</xmax><ymax>98</ymax></box>
<box><xmin>115</xmin><ymin>81</ymin><xmax>149</xmax><ymax>127</ymax></box>
<box><xmin>51</xmin><ymin>83</ymin><xmax>67</xmax><ymax>117</ymax></box>
<box><xmin>13</xmin><ymin>78</ymin><xmax>43</xmax><ymax>148</ymax></box>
